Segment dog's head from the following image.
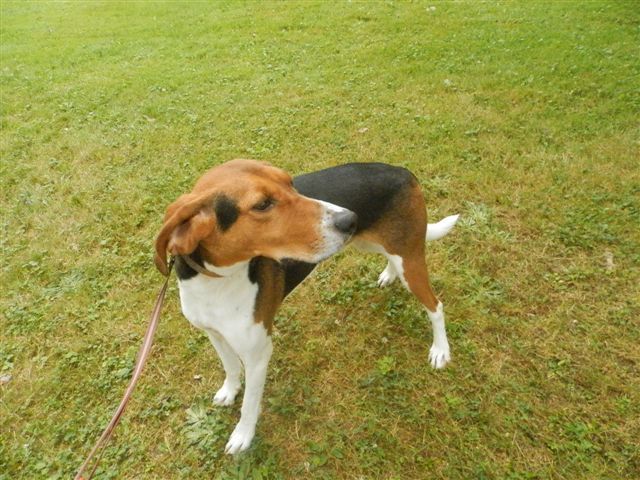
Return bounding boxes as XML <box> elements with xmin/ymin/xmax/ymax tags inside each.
<box><xmin>154</xmin><ymin>159</ymin><xmax>357</xmax><ymax>275</ymax></box>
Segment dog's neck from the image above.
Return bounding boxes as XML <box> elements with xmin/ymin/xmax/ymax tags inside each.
<box><xmin>175</xmin><ymin>251</ymin><xmax>251</xmax><ymax>283</ymax></box>
<box><xmin>202</xmin><ymin>259</ymin><xmax>249</xmax><ymax>278</ymax></box>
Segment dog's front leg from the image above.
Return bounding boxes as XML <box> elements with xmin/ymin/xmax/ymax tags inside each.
<box><xmin>225</xmin><ymin>333</ymin><xmax>273</xmax><ymax>455</ymax></box>
<box><xmin>206</xmin><ymin>331</ymin><xmax>242</xmax><ymax>406</ymax></box>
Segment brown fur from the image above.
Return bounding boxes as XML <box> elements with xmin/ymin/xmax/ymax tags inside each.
<box><xmin>251</xmin><ymin>258</ymin><xmax>285</xmax><ymax>334</ymax></box>
<box><xmin>155</xmin><ymin>159</ymin><xmax>326</xmax><ymax>275</ymax></box>
<box><xmin>352</xmin><ymin>178</ymin><xmax>440</xmax><ymax>312</ymax></box>
<box><xmin>156</xmin><ymin>159</ymin><xmax>443</xmax><ymax>335</ymax></box>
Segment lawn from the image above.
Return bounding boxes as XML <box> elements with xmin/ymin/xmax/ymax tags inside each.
<box><xmin>1</xmin><ymin>1</ymin><xmax>639</xmax><ymax>479</ymax></box>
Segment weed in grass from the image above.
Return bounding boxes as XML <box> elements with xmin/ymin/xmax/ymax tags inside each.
<box><xmin>182</xmin><ymin>402</ymin><xmax>228</xmax><ymax>458</ymax></box>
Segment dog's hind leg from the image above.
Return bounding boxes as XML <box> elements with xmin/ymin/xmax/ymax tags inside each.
<box><xmin>402</xmin><ymin>255</ymin><xmax>451</xmax><ymax>369</ymax></box>
<box><xmin>351</xmin><ymin>176</ymin><xmax>454</xmax><ymax>368</ymax></box>
<box><xmin>377</xmin><ymin>253</ymin><xmax>400</xmax><ymax>287</ymax></box>
<box><xmin>356</xmin><ymin>240</ymin><xmax>452</xmax><ymax>369</ymax></box>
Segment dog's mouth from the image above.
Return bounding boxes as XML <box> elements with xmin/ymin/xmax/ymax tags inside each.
<box><xmin>274</xmin><ymin>229</ymin><xmax>352</xmax><ymax>265</ymax></box>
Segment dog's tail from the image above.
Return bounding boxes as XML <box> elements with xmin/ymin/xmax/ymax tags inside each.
<box><xmin>426</xmin><ymin>214</ymin><xmax>460</xmax><ymax>241</ymax></box>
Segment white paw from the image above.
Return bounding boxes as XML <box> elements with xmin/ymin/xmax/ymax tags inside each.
<box><xmin>213</xmin><ymin>381</ymin><xmax>240</xmax><ymax>407</ymax></box>
<box><xmin>225</xmin><ymin>423</ymin><xmax>255</xmax><ymax>455</ymax></box>
<box><xmin>377</xmin><ymin>266</ymin><xmax>397</xmax><ymax>287</ymax></box>
<box><xmin>429</xmin><ymin>343</ymin><xmax>451</xmax><ymax>369</ymax></box>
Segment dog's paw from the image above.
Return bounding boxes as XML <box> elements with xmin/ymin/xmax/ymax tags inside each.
<box><xmin>377</xmin><ymin>265</ymin><xmax>397</xmax><ymax>287</ymax></box>
<box><xmin>213</xmin><ymin>381</ymin><xmax>240</xmax><ymax>407</ymax></box>
<box><xmin>429</xmin><ymin>343</ymin><xmax>451</xmax><ymax>369</ymax></box>
<box><xmin>225</xmin><ymin>424</ymin><xmax>255</xmax><ymax>455</ymax></box>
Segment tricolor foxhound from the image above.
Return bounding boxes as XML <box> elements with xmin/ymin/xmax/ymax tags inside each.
<box><xmin>154</xmin><ymin>159</ymin><xmax>459</xmax><ymax>454</ymax></box>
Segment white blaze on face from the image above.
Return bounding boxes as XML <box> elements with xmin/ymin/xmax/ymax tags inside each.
<box><xmin>311</xmin><ymin>200</ymin><xmax>355</xmax><ymax>262</ymax></box>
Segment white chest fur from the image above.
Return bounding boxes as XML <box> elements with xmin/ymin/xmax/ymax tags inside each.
<box><xmin>176</xmin><ymin>260</ymin><xmax>274</xmax><ymax>455</ymax></box>
<box><xmin>177</xmin><ymin>262</ymin><xmax>259</xmax><ymax>335</ymax></box>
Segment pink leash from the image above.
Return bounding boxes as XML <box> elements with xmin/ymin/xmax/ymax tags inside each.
<box><xmin>75</xmin><ymin>258</ymin><xmax>174</xmax><ymax>480</ymax></box>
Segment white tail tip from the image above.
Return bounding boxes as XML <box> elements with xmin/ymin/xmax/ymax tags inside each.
<box><xmin>426</xmin><ymin>214</ymin><xmax>460</xmax><ymax>241</ymax></box>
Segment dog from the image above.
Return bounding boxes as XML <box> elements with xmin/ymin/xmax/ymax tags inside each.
<box><xmin>154</xmin><ymin>159</ymin><xmax>459</xmax><ymax>454</ymax></box>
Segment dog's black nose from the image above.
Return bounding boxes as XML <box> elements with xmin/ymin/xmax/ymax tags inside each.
<box><xmin>333</xmin><ymin>210</ymin><xmax>357</xmax><ymax>235</ymax></box>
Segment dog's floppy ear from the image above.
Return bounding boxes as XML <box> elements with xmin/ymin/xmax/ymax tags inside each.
<box><xmin>154</xmin><ymin>193</ymin><xmax>216</xmax><ymax>276</ymax></box>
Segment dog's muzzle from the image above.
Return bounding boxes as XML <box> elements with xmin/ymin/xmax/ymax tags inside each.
<box><xmin>311</xmin><ymin>201</ymin><xmax>357</xmax><ymax>262</ymax></box>
<box><xmin>332</xmin><ymin>209</ymin><xmax>358</xmax><ymax>236</ymax></box>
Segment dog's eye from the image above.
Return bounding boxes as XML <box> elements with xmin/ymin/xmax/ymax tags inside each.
<box><xmin>252</xmin><ymin>198</ymin><xmax>275</xmax><ymax>212</ymax></box>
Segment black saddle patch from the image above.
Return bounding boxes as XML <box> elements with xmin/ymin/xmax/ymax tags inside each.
<box><xmin>215</xmin><ymin>195</ymin><xmax>239</xmax><ymax>231</ymax></box>
<box><xmin>293</xmin><ymin>162</ymin><xmax>414</xmax><ymax>233</ymax></box>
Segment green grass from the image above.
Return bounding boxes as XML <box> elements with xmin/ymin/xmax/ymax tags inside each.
<box><xmin>1</xmin><ymin>1</ymin><xmax>639</xmax><ymax>478</ymax></box>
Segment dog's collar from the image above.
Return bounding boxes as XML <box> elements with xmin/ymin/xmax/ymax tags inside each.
<box><xmin>179</xmin><ymin>254</ymin><xmax>224</xmax><ymax>278</ymax></box>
